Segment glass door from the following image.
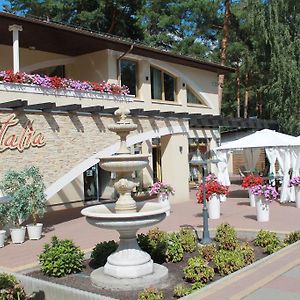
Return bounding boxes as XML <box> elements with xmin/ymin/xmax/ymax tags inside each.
<box><xmin>83</xmin><ymin>165</ymin><xmax>99</xmax><ymax>202</ymax></box>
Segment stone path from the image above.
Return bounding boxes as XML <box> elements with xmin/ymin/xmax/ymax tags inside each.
<box><xmin>0</xmin><ymin>178</ymin><xmax>299</xmax><ymax>299</ymax></box>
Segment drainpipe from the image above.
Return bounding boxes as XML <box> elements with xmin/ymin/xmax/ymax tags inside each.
<box><xmin>8</xmin><ymin>24</ymin><xmax>23</xmax><ymax>73</ymax></box>
<box><xmin>116</xmin><ymin>45</ymin><xmax>134</xmax><ymax>83</ymax></box>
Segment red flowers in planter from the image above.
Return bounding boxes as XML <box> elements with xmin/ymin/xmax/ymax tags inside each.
<box><xmin>241</xmin><ymin>174</ymin><xmax>264</xmax><ymax>189</ymax></box>
<box><xmin>0</xmin><ymin>69</ymin><xmax>129</xmax><ymax>95</ymax></box>
<box><xmin>196</xmin><ymin>177</ymin><xmax>229</xmax><ymax>203</ymax></box>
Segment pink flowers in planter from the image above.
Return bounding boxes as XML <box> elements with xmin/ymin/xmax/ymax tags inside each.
<box><xmin>250</xmin><ymin>184</ymin><xmax>279</xmax><ymax>203</ymax></box>
<box><xmin>149</xmin><ymin>181</ymin><xmax>175</xmax><ymax>197</ymax></box>
<box><xmin>289</xmin><ymin>176</ymin><xmax>300</xmax><ymax>187</ymax></box>
<box><xmin>0</xmin><ymin>70</ymin><xmax>129</xmax><ymax>95</ymax></box>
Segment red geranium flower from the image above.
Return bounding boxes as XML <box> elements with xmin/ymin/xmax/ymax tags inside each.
<box><xmin>196</xmin><ymin>179</ymin><xmax>229</xmax><ymax>203</ymax></box>
<box><xmin>241</xmin><ymin>174</ymin><xmax>264</xmax><ymax>189</ymax></box>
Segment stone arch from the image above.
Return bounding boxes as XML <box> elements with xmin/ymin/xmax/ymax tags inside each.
<box><xmin>45</xmin><ymin>124</ymin><xmax>189</xmax><ymax>199</ymax></box>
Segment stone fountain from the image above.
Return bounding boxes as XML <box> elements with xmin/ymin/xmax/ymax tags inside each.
<box><xmin>81</xmin><ymin>106</ymin><xmax>169</xmax><ymax>290</ymax></box>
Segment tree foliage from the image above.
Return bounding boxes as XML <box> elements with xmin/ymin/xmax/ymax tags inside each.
<box><xmin>2</xmin><ymin>0</ymin><xmax>300</xmax><ymax>134</ymax></box>
<box><xmin>4</xmin><ymin>0</ymin><xmax>144</xmax><ymax>40</ymax></box>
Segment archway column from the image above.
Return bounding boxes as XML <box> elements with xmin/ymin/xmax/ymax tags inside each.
<box><xmin>161</xmin><ymin>133</ymin><xmax>190</xmax><ymax>203</ymax></box>
<box><xmin>8</xmin><ymin>24</ymin><xmax>23</xmax><ymax>73</ymax></box>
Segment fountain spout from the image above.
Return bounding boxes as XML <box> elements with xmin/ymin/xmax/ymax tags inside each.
<box><xmin>99</xmin><ymin>105</ymin><xmax>148</xmax><ymax>213</ymax></box>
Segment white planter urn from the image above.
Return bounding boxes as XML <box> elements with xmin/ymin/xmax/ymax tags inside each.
<box><xmin>158</xmin><ymin>193</ymin><xmax>170</xmax><ymax>216</ymax></box>
<box><xmin>295</xmin><ymin>187</ymin><xmax>300</xmax><ymax>208</ymax></box>
<box><xmin>10</xmin><ymin>226</ymin><xmax>26</xmax><ymax>244</ymax></box>
<box><xmin>220</xmin><ymin>194</ymin><xmax>227</xmax><ymax>202</ymax></box>
<box><xmin>0</xmin><ymin>230</ymin><xmax>6</xmax><ymax>247</ymax></box>
<box><xmin>208</xmin><ymin>194</ymin><xmax>220</xmax><ymax>219</ymax></box>
<box><xmin>27</xmin><ymin>223</ymin><xmax>43</xmax><ymax>240</ymax></box>
<box><xmin>248</xmin><ymin>189</ymin><xmax>256</xmax><ymax>207</ymax></box>
<box><xmin>256</xmin><ymin>196</ymin><xmax>270</xmax><ymax>222</ymax></box>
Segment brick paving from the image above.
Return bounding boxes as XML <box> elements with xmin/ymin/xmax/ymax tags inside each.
<box><xmin>0</xmin><ymin>178</ymin><xmax>299</xmax><ymax>299</ymax></box>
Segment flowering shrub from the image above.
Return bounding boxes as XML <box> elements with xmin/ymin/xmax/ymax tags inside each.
<box><xmin>149</xmin><ymin>181</ymin><xmax>175</xmax><ymax>197</ymax></box>
<box><xmin>289</xmin><ymin>176</ymin><xmax>300</xmax><ymax>187</ymax></box>
<box><xmin>241</xmin><ymin>174</ymin><xmax>264</xmax><ymax>189</ymax></box>
<box><xmin>0</xmin><ymin>69</ymin><xmax>129</xmax><ymax>95</ymax></box>
<box><xmin>250</xmin><ymin>184</ymin><xmax>279</xmax><ymax>203</ymax></box>
<box><xmin>196</xmin><ymin>178</ymin><xmax>229</xmax><ymax>203</ymax></box>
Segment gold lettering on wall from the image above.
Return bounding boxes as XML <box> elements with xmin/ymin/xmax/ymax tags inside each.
<box><xmin>0</xmin><ymin>113</ymin><xmax>46</xmax><ymax>152</ymax></box>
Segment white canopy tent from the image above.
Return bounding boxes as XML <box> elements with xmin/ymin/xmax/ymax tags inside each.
<box><xmin>213</xmin><ymin>129</ymin><xmax>300</xmax><ymax>203</ymax></box>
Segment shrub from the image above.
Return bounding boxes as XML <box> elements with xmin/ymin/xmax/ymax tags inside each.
<box><xmin>39</xmin><ymin>236</ymin><xmax>84</xmax><ymax>277</ymax></box>
<box><xmin>137</xmin><ymin>287</ymin><xmax>164</xmax><ymax>300</ymax></box>
<box><xmin>264</xmin><ymin>243</ymin><xmax>285</xmax><ymax>254</ymax></box>
<box><xmin>90</xmin><ymin>240</ymin><xmax>118</xmax><ymax>268</ymax></box>
<box><xmin>254</xmin><ymin>229</ymin><xmax>284</xmax><ymax>253</ymax></box>
<box><xmin>191</xmin><ymin>281</ymin><xmax>205</xmax><ymax>290</ymax></box>
<box><xmin>198</xmin><ymin>244</ymin><xmax>217</xmax><ymax>262</ymax></box>
<box><xmin>254</xmin><ymin>230</ymin><xmax>280</xmax><ymax>248</ymax></box>
<box><xmin>0</xmin><ymin>273</ymin><xmax>30</xmax><ymax>300</ymax></box>
<box><xmin>214</xmin><ymin>223</ymin><xmax>238</xmax><ymax>251</ymax></box>
<box><xmin>173</xmin><ymin>284</ymin><xmax>191</xmax><ymax>298</ymax></box>
<box><xmin>137</xmin><ymin>228</ymin><xmax>167</xmax><ymax>263</ymax></box>
<box><xmin>183</xmin><ymin>256</ymin><xmax>214</xmax><ymax>283</ymax></box>
<box><xmin>214</xmin><ymin>250</ymin><xmax>245</xmax><ymax>276</ymax></box>
<box><xmin>165</xmin><ymin>233</ymin><xmax>184</xmax><ymax>263</ymax></box>
<box><xmin>178</xmin><ymin>227</ymin><xmax>198</xmax><ymax>253</ymax></box>
<box><xmin>239</xmin><ymin>243</ymin><xmax>255</xmax><ymax>265</ymax></box>
<box><xmin>284</xmin><ymin>230</ymin><xmax>300</xmax><ymax>245</ymax></box>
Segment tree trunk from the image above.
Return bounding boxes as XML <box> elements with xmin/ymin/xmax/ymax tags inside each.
<box><xmin>236</xmin><ymin>66</ymin><xmax>241</xmax><ymax>118</ymax></box>
<box><xmin>244</xmin><ymin>72</ymin><xmax>249</xmax><ymax>118</ymax></box>
<box><xmin>218</xmin><ymin>0</ymin><xmax>230</xmax><ymax>110</ymax></box>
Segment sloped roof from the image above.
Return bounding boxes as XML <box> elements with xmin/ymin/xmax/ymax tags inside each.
<box><xmin>0</xmin><ymin>12</ymin><xmax>234</xmax><ymax>74</ymax></box>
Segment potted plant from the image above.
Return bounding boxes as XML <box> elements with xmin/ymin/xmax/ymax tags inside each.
<box><xmin>149</xmin><ymin>181</ymin><xmax>175</xmax><ymax>216</ymax></box>
<box><xmin>289</xmin><ymin>176</ymin><xmax>300</xmax><ymax>208</ymax></box>
<box><xmin>24</xmin><ymin>166</ymin><xmax>47</xmax><ymax>240</ymax></box>
<box><xmin>0</xmin><ymin>166</ymin><xmax>46</xmax><ymax>243</ymax></box>
<box><xmin>196</xmin><ymin>176</ymin><xmax>229</xmax><ymax>219</ymax></box>
<box><xmin>0</xmin><ymin>169</ymin><xmax>30</xmax><ymax>243</ymax></box>
<box><xmin>250</xmin><ymin>184</ymin><xmax>279</xmax><ymax>222</ymax></box>
<box><xmin>241</xmin><ymin>174</ymin><xmax>264</xmax><ymax>207</ymax></box>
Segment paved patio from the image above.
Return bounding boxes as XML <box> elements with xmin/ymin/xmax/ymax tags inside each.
<box><xmin>0</xmin><ymin>177</ymin><xmax>299</xmax><ymax>299</ymax></box>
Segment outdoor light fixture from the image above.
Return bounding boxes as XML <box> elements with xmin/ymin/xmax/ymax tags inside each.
<box><xmin>190</xmin><ymin>149</ymin><xmax>220</xmax><ymax>244</ymax></box>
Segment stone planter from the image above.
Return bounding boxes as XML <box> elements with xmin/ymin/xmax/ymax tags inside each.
<box><xmin>295</xmin><ymin>187</ymin><xmax>300</xmax><ymax>208</ymax></box>
<box><xmin>248</xmin><ymin>189</ymin><xmax>256</xmax><ymax>207</ymax></box>
<box><xmin>10</xmin><ymin>226</ymin><xmax>26</xmax><ymax>244</ymax></box>
<box><xmin>27</xmin><ymin>223</ymin><xmax>43</xmax><ymax>240</ymax></box>
<box><xmin>208</xmin><ymin>194</ymin><xmax>220</xmax><ymax>219</ymax></box>
<box><xmin>158</xmin><ymin>193</ymin><xmax>171</xmax><ymax>216</ymax></box>
<box><xmin>0</xmin><ymin>230</ymin><xmax>6</xmax><ymax>247</ymax></box>
<box><xmin>255</xmin><ymin>196</ymin><xmax>270</xmax><ymax>222</ymax></box>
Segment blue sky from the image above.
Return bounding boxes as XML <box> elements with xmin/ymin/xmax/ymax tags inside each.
<box><xmin>0</xmin><ymin>1</ymin><xmax>9</xmax><ymax>11</ymax></box>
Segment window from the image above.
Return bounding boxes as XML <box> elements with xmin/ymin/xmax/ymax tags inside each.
<box><xmin>120</xmin><ymin>59</ymin><xmax>137</xmax><ymax>96</ymax></box>
<box><xmin>187</xmin><ymin>87</ymin><xmax>206</xmax><ymax>105</ymax></box>
<box><xmin>34</xmin><ymin>65</ymin><xmax>65</xmax><ymax>77</ymax></box>
<box><xmin>150</xmin><ymin>67</ymin><xmax>175</xmax><ymax>101</ymax></box>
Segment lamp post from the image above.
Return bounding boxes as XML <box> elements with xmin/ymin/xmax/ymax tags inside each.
<box><xmin>190</xmin><ymin>150</ymin><xmax>219</xmax><ymax>244</ymax></box>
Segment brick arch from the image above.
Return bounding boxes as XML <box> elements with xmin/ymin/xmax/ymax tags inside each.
<box><xmin>45</xmin><ymin>124</ymin><xmax>189</xmax><ymax>199</ymax></box>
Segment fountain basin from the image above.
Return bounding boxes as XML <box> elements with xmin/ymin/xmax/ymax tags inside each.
<box><xmin>81</xmin><ymin>202</ymin><xmax>169</xmax><ymax>286</ymax></box>
<box><xmin>81</xmin><ymin>201</ymin><xmax>168</xmax><ymax>230</ymax></box>
<box><xmin>108</xmin><ymin>123</ymin><xmax>137</xmax><ymax>132</ymax></box>
<box><xmin>100</xmin><ymin>154</ymin><xmax>149</xmax><ymax>173</ymax></box>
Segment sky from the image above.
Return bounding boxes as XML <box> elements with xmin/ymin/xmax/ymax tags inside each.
<box><xmin>0</xmin><ymin>1</ymin><xmax>9</xmax><ymax>11</ymax></box>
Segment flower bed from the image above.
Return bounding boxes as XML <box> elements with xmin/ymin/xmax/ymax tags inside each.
<box><xmin>0</xmin><ymin>69</ymin><xmax>129</xmax><ymax>95</ymax></box>
<box><xmin>25</xmin><ymin>226</ymin><xmax>300</xmax><ymax>300</ymax></box>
